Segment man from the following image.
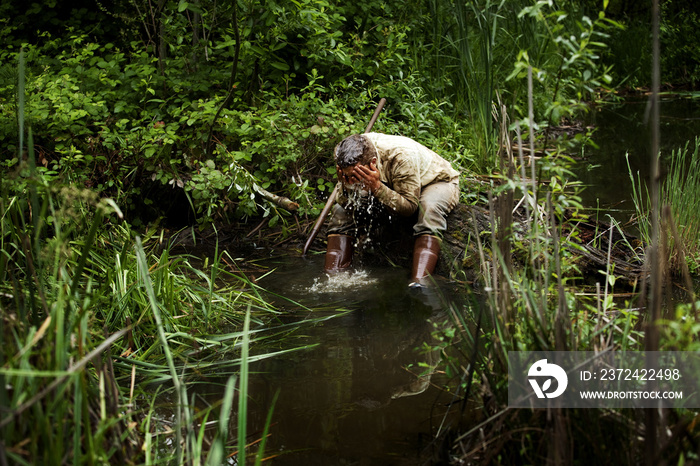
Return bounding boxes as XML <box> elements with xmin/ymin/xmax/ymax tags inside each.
<box><xmin>324</xmin><ymin>132</ymin><xmax>460</xmax><ymax>287</ymax></box>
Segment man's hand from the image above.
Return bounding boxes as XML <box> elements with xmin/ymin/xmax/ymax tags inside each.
<box><xmin>352</xmin><ymin>161</ymin><xmax>381</xmax><ymax>193</ymax></box>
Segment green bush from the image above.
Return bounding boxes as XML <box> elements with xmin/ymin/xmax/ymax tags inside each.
<box><xmin>1</xmin><ymin>27</ymin><xmax>475</xmax><ymax>228</ymax></box>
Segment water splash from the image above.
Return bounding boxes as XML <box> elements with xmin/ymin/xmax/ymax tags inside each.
<box><xmin>307</xmin><ymin>269</ymin><xmax>378</xmax><ymax>294</ymax></box>
<box><xmin>343</xmin><ymin>186</ymin><xmax>384</xmax><ymax>246</ymax></box>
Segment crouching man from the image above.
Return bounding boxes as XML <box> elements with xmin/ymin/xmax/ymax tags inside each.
<box><xmin>324</xmin><ymin>133</ymin><xmax>460</xmax><ymax>287</ymax></box>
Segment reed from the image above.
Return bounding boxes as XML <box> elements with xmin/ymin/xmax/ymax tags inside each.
<box><xmin>441</xmin><ymin>8</ymin><xmax>696</xmax><ymax>453</ymax></box>
<box><xmin>1</xmin><ymin>173</ymin><xmax>329</xmax><ymax>463</ymax></box>
<box><xmin>661</xmin><ymin>138</ymin><xmax>700</xmax><ymax>272</ymax></box>
<box><xmin>629</xmin><ymin>137</ymin><xmax>700</xmax><ymax>274</ymax></box>
<box><xmin>418</xmin><ymin>0</ymin><xmax>518</xmax><ymax>169</ymax></box>
<box><xmin>0</xmin><ymin>49</ymin><xmax>325</xmax><ymax>464</ymax></box>
<box><xmin>440</xmin><ymin>66</ymin><xmax>652</xmax><ymax>463</ymax></box>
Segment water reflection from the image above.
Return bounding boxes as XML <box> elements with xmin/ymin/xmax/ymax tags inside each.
<box><xmin>579</xmin><ymin>97</ymin><xmax>700</xmax><ymax>219</ymax></box>
<box><xmin>242</xmin><ymin>255</ymin><xmax>466</xmax><ymax>465</ymax></box>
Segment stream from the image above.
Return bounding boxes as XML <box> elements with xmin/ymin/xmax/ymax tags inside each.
<box><xmin>578</xmin><ymin>95</ymin><xmax>700</xmax><ymax>220</ymax></box>
<box><xmin>244</xmin><ymin>255</ymin><xmax>471</xmax><ymax>465</ymax></box>
<box><xmin>194</xmin><ymin>96</ymin><xmax>700</xmax><ymax>465</ymax></box>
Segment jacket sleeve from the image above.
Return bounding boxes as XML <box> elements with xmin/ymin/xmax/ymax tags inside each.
<box><xmin>373</xmin><ymin>157</ymin><xmax>421</xmax><ymax>216</ymax></box>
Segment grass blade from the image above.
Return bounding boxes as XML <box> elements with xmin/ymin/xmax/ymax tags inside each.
<box><xmin>237</xmin><ymin>306</ymin><xmax>251</xmax><ymax>466</ymax></box>
<box><xmin>134</xmin><ymin>236</ymin><xmax>183</xmax><ymax>463</ymax></box>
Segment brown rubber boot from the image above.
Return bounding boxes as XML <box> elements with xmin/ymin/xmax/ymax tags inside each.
<box><xmin>409</xmin><ymin>235</ymin><xmax>441</xmax><ymax>286</ymax></box>
<box><xmin>324</xmin><ymin>234</ymin><xmax>354</xmax><ymax>273</ymax></box>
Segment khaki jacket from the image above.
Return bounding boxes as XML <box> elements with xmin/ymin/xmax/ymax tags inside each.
<box><xmin>336</xmin><ymin>133</ymin><xmax>460</xmax><ymax>216</ymax></box>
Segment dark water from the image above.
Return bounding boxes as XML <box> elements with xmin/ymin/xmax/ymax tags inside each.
<box><xmin>578</xmin><ymin>96</ymin><xmax>700</xmax><ymax>220</ymax></box>
<box><xmin>189</xmin><ymin>97</ymin><xmax>700</xmax><ymax>465</ymax></box>
<box><xmin>241</xmin><ymin>254</ymin><xmax>472</xmax><ymax>465</ymax></box>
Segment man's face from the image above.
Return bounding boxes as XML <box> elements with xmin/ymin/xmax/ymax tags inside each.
<box><xmin>338</xmin><ymin>164</ymin><xmax>361</xmax><ymax>185</ymax></box>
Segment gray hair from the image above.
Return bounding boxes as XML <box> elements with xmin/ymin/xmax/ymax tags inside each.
<box><xmin>334</xmin><ymin>134</ymin><xmax>376</xmax><ymax>168</ymax></box>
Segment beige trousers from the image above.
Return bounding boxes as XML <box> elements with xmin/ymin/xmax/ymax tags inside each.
<box><xmin>328</xmin><ymin>180</ymin><xmax>460</xmax><ymax>237</ymax></box>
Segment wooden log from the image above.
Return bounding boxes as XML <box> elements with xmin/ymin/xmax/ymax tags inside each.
<box><xmin>253</xmin><ymin>184</ymin><xmax>299</xmax><ymax>212</ymax></box>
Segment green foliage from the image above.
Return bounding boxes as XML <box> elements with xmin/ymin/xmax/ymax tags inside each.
<box><xmin>0</xmin><ymin>55</ymin><xmax>327</xmax><ymax>463</ymax></box>
<box><xmin>659</xmin><ymin>2</ymin><xmax>700</xmax><ymax>86</ymax></box>
<box><xmin>660</xmin><ymin>301</ymin><xmax>700</xmax><ymax>351</ymax></box>
<box><xmin>629</xmin><ymin>137</ymin><xmax>700</xmax><ymax>273</ymax></box>
<box><xmin>661</xmin><ymin>137</ymin><xmax>700</xmax><ymax>272</ymax></box>
<box><xmin>0</xmin><ymin>7</ymin><xmax>447</xmax><ymax>226</ymax></box>
<box><xmin>0</xmin><ymin>159</ymin><xmax>322</xmax><ymax>464</ymax></box>
<box><xmin>403</xmin><ymin>0</ymin><xmax>621</xmax><ymax>171</ymax></box>
<box><xmin>0</xmin><ymin>0</ymin><xmax>635</xmax><ymax>226</ymax></box>
<box><xmin>0</xmin><ymin>31</ymin><xmax>475</xmax><ymax>227</ymax></box>
<box><xmin>602</xmin><ymin>19</ymin><xmax>651</xmax><ymax>89</ymax></box>
<box><xmin>0</xmin><ymin>0</ymin><xmax>696</xmax><ymax>229</ymax></box>
<box><xmin>507</xmin><ymin>1</ymin><xmax>619</xmax><ymax>126</ymax></box>
<box><xmin>594</xmin><ymin>0</ymin><xmax>700</xmax><ymax>88</ymax></box>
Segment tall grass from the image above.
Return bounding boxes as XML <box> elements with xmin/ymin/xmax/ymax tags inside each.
<box><xmin>0</xmin><ymin>49</ymin><xmax>319</xmax><ymax>465</ymax></box>
<box><xmin>412</xmin><ymin>0</ymin><xmax>616</xmax><ymax>172</ymax></box>
<box><xmin>435</xmin><ymin>56</ymin><xmax>698</xmax><ymax>462</ymax></box>
<box><xmin>658</xmin><ymin>138</ymin><xmax>700</xmax><ymax>274</ymax></box>
<box><xmin>629</xmin><ymin>137</ymin><xmax>700</xmax><ymax>274</ymax></box>
<box><xmin>418</xmin><ymin>0</ymin><xmax>519</xmax><ymax>169</ymax></box>
<box><xmin>432</xmin><ymin>103</ymin><xmax>650</xmax><ymax>462</ymax></box>
<box><xmin>0</xmin><ymin>187</ymin><xmax>319</xmax><ymax>463</ymax></box>
<box><xmin>423</xmin><ymin>1</ymin><xmax>700</xmax><ymax>461</ymax></box>
<box><xmin>447</xmin><ymin>0</ymin><xmax>502</xmax><ymax>168</ymax></box>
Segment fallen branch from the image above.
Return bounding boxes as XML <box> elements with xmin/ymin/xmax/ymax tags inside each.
<box><xmin>253</xmin><ymin>185</ymin><xmax>299</xmax><ymax>212</ymax></box>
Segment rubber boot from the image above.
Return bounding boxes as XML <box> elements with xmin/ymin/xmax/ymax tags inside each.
<box><xmin>324</xmin><ymin>234</ymin><xmax>354</xmax><ymax>273</ymax></box>
<box><xmin>409</xmin><ymin>235</ymin><xmax>441</xmax><ymax>287</ymax></box>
